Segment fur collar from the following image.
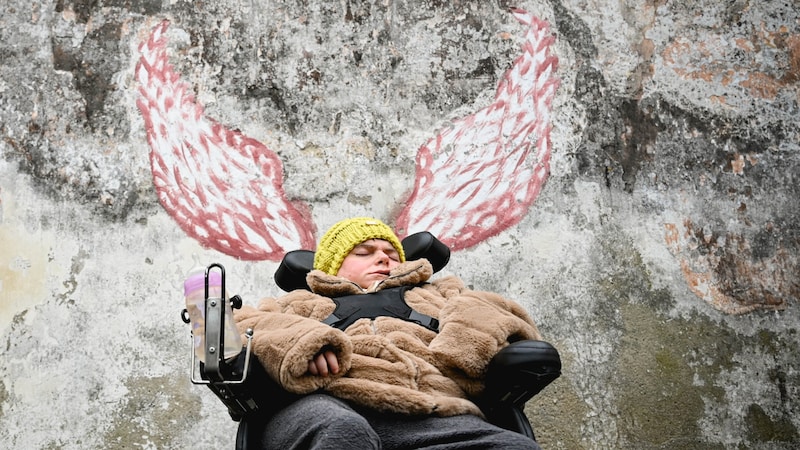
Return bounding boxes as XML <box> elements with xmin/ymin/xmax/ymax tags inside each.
<box><xmin>306</xmin><ymin>258</ymin><xmax>434</xmax><ymax>297</ymax></box>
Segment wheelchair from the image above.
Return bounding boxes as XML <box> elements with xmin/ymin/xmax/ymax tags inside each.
<box><xmin>185</xmin><ymin>232</ymin><xmax>561</xmax><ymax>449</ymax></box>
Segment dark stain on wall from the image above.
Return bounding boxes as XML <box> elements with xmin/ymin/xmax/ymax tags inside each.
<box><xmin>161</xmin><ymin>1</ymin><xmax>520</xmax><ymax>138</ymax></box>
<box><xmin>2</xmin><ymin>6</ymin><xmax>162</xmax><ymax>222</ymax></box>
<box><xmin>548</xmin><ymin>0</ymin><xmax>628</xmax><ymax>189</ymax></box>
<box><xmin>746</xmin><ymin>403</ymin><xmax>799</xmax><ymax>443</ymax></box>
<box><xmin>617</xmin><ymin>99</ymin><xmax>659</xmax><ymax>193</ymax></box>
<box><xmin>55</xmin><ymin>0</ymin><xmax>98</xmax><ymax>24</ymax></box>
<box><xmin>55</xmin><ymin>0</ymin><xmax>162</xmax><ymax>24</ymax></box>
<box><xmin>52</xmin><ymin>21</ymin><xmax>125</xmax><ymax>132</ymax></box>
<box><xmin>570</xmin><ymin>72</ymin><xmax>796</xmax><ymax>199</ymax></box>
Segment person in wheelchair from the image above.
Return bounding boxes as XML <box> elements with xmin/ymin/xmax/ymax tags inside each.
<box><xmin>233</xmin><ymin>217</ymin><xmax>545</xmax><ymax>449</ymax></box>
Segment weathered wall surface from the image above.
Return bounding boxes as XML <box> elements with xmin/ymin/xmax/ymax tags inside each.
<box><xmin>1</xmin><ymin>0</ymin><xmax>798</xmax><ymax>448</ymax></box>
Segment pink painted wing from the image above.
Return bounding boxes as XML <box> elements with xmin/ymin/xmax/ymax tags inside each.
<box><xmin>135</xmin><ymin>20</ymin><xmax>315</xmax><ymax>260</ymax></box>
<box><xmin>395</xmin><ymin>10</ymin><xmax>559</xmax><ymax>251</ymax></box>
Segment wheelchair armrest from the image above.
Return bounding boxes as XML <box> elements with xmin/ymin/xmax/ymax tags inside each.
<box><xmin>201</xmin><ymin>349</ymin><xmax>299</xmax><ymax>422</ymax></box>
<box><xmin>482</xmin><ymin>340</ymin><xmax>561</xmax><ymax>408</ymax></box>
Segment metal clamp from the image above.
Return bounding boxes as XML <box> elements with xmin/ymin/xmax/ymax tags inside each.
<box><xmin>191</xmin><ymin>328</ymin><xmax>254</xmax><ymax>385</ymax></box>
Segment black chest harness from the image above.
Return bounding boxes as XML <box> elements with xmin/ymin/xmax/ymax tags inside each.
<box><xmin>321</xmin><ymin>286</ymin><xmax>440</xmax><ymax>333</ymax></box>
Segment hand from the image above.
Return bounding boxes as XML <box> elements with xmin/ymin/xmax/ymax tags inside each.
<box><xmin>308</xmin><ymin>348</ymin><xmax>339</xmax><ymax>376</ymax></box>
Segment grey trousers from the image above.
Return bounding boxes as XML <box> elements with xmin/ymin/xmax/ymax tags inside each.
<box><xmin>260</xmin><ymin>393</ymin><xmax>541</xmax><ymax>450</ymax></box>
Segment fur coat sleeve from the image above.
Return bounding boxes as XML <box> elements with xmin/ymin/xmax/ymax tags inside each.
<box><xmin>418</xmin><ymin>275</ymin><xmax>542</xmax><ymax>396</ymax></box>
<box><xmin>233</xmin><ymin>290</ymin><xmax>353</xmax><ymax>394</ymax></box>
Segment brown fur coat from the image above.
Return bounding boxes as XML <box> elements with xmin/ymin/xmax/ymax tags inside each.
<box><xmin>234</xmin><ymin>258</ymin><xmax>542</xmax><ymax>417</ymax></box>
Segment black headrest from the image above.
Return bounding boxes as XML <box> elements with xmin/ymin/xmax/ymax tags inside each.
<box><xmin>400</xmin><ymin>231</ymin><xmax>450</xmax><ymax>273</ymax></box>
<box><xmin>274</xmin><ymin>231</ymin><xmax>451</xmax><ymax>292</ymax></box>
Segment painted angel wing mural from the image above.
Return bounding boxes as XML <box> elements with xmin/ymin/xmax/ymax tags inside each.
<box><xmin>135</xmin><ymin>21</ymin><xmax>316</xmax><ymax>260</ymax></box>
<box><xmin>135</xmin><ymin>9</ymin><xmax>558</xmax><ymax>260</ymax></box>
<box><xmin>395</xmin><ymin>9</ymin><xmax>560</xmax><ymax>250</ymax></box>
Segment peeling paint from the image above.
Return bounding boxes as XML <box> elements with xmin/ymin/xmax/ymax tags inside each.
<box><xmin>661</xmin><ymin>24</ymin><xmax>799</xmax><ymax>101</ymax></box>
<box><xmin>665</xmin><ymin>220</ymin><xmax>797</xmax><ymax>315</ymax></box>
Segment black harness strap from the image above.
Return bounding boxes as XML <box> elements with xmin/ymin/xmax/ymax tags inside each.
<box><xmin>322</xmin><ymin>286</ymin><xmax>439</xmax><ymax>333</ymax></box>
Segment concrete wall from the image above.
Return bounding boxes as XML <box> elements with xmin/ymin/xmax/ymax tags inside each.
<box><xmin>1</xmin><ymin>0</ymin><xmax>798</xmax><ymax>448</ymax></box>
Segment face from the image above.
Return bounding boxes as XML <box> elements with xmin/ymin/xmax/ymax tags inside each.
<box><xmin>336</xmin><ymin>239</ymin><xmax>402</xmax><ymax>289</ymax></box>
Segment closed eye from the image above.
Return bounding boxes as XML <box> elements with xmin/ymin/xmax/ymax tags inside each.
<box><xmin>351</xmin><ymin>240</ymin><xmax>400</xmax><ymax>261</ymax></box>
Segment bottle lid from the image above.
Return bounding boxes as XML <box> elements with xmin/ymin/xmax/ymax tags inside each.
<box><xmin>184</xmin><ymin>269</ymin><xmax>222</xmax><ymax>296</ymax></box>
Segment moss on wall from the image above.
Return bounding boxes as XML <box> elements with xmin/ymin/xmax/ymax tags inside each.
<box><xmin>527</xmin><ymin>346</ymin><xmax>589</xmax><ymax>449</ymax></box>
<box><xmin>585</xmin><ymin>224</ymin><xmax>799</xmax><ymax>448</ymax></box>
<box><xmin>101</xmin><ymin>375</ymin><xmax>203</xmax><ymax>449</ymax></box>
<box><xmin>615</xmin><ymin>303</ymin><xmax>728</xmax><ymax>449</ymax></box>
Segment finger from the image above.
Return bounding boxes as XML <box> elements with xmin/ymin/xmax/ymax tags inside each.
<box><xmin>324</xmin><ymin>351</ymin><xmax>339</xmax><ymax>374</ymax></box>
<box><xmin>315</xmin><ymin>352</ymin><xmax>329</xmax><ymax>376</ymax></box>
<box><xmin>308</xmin><ymin>359</ymin><xmax>318</xmax><ymax>375</ymax></box>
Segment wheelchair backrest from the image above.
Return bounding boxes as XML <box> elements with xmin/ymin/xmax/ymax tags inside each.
<box><xmin>273</xmin><ymin>231</ymin><xmax>451</xmax><ymax>292</ymax></box>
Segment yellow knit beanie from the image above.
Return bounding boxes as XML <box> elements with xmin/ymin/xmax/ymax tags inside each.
<box><xmin>313</xmin><ymin>217</ymin><xmax>406</xmax><ymax>276</ymax></box>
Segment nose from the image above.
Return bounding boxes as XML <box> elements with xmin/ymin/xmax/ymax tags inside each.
<box><xmin>375</xmin><ymin>251</ymin><xmax>390</xmax><ymax>265</ymax></box>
